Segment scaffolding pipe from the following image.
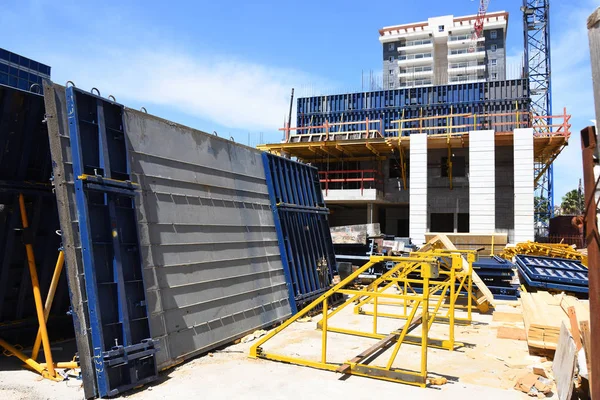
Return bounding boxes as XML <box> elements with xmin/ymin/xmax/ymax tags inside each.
<box><xmin>18</xmin><ymin>194</ymin><xmax>56</xmax><ymax>378</ymax></box>
<box><xmin>32</xmin><ymin>250</ymin><xmax>65</xmax><ymax>361</ymax></box>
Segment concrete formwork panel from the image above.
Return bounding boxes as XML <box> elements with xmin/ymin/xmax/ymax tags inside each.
<box><xmin>469</xmin><ymin>130</ymin><xmax>496</xmax><ymax>233</ymax></box>
<box><xmin>43</xmin><ymin>82</ymin><xmax>291</xmax><ymax>397</ymax></box>
<box><xmin>125</xmin><ymin>111</ymin><xmax>291</xmax><ymax>368</ymax></box>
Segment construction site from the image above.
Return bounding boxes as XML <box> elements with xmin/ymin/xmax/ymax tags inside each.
<box><xmin>0</xmin><ymin>1</ymin><xmax>599</xmax><ymax>399</ymax></box>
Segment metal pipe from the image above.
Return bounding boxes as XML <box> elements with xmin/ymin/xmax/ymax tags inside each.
<box><xmin>581</xmin><ymin>126</ymin><xmax>600</xmax><ymax>394</ymax></box>
<box><xmin>321</xmin><ymin>298</ymin><xmax>328</xmax><ymax>363</ymax></box>
<box><xmin>0</xmin><ymin>338</ymin><xmax>62</xmax><ymax>381</ymax></box>
<box><xmin>32</xmin><ymin>250</ymin><xmax>65</xmax><ymax>361</ymax></box>
<box><xmin>18</xmin><ymin>194</ymin><xmax>56</xmax><ymax>377</ymax></box>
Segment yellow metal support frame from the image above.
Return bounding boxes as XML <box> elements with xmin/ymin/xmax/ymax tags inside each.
<box><xmin>249</xmin><ymin>255</ymin><xmax>461</xmax><ymax>387</ymax></box>
<box><xmin>0</xmin><ymin>195</ymin><xmax>77</xmax><ymax>381</ymax></box>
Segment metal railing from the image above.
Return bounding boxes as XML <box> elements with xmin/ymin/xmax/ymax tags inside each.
<box><xmin>448</xmin><ymin>61</ymin><xmax>485</xmax><ymax>69</ymax></box>
<box><xmin>399</xmin><ymin>66</ymin><xmax>433</xmax><ymax>74</ymax></box>
<box><xmin>284</xmin><ymin>109</ymin><xmax>571</xmax><ymax>145</ymax></box>
<box><xmin>398</xmin><ymin>38</ymin><xmax>432</xmax><ymax>47</ymax></box>
<box><xmin>448</xmin><ymin>75</ymin><xmax>485</xmax><ymax>83</ymax></box>
<box><xmin>398</xmin><ymin>79</ymin><xmax>433</xmax><ymax>87</ymax></box>
<box><xmin>389</xmin><ymin>107</ymin><xmax>571</xmax><ymax>138</ymax></box>
<box><xmin>398</xmin><ymin>52</ymin><xmax>433</xmax><ymax>61</ymax></box>
<box><xmin>448</xmin><ymin>34</ymin><xmax>472</xmax><ymax>41</ymax></box>
<box><xmin>319</xmin><ymin>169</ymin><xmax>384</xmax><ymax>196</ymax></box>
<box><xmin>449</xmin><ymin>47</ymin><xmax>485</xmax><ymax>55</ymax></box>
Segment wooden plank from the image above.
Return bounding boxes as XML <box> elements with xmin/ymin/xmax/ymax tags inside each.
<box><xmin>337</xmin><ymin>315</ymin><xmax>423</xmax><ymax>374</ymax></box>
<box><xmin>424</xmin><ymin>232</ymin><xmax>507</xmax><ymax>254</ymax></box>
<box><xmin>492</xmin><ymin>311</ymin><xmax>523</xmax><ymax>323</ymax></box>
<box><xmin>521</xmin><ymin>292</ymin><xmax>569</xmax><ymax>350</ymax></box>
<box><xmin>560</xmin><ymin>295</ymin><xmax>590</xmax><ymax>323</ymax></box>
<box><xmin>580</xmin><ymin>320</ymin><xmax>592</xmax><ymax>388</ymax></box>
<box><xmin>497</xmin><ymin>326</ymin><xmax>526</xmax><ymax>340</ymax></box>
<box><xmin>433</xmin><ymin>234</ymin><xmax>496</xmax><ymax>305</ymax></box>
<box><xmin>552</xmin><ymin>322</ymin><xmax>577</xmax><ymax>400</ymax></box>
<box><xmin>567</xmin><ymin>307</ymin><xmax>582</xmax><ymax>351</ymax></box>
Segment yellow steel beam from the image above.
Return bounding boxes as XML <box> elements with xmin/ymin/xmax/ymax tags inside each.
<box><xmin>0</xmin><ymin>338</ymin><xmax>63</xmax><ymax>382</ymax></box>
<box><xmin>18</xmin><ymin>194</ymin><xmax>56</xmax><ymax>379</ymax></box>
<box><xmin>335</xmin><ymin>144</ymin><xmax>354</xmax><ymax>157</ymax></box>
<box><xmin>366</xmin><ymin>142</ymin><xmax>380</xmax><ymax>156</ymax></box>
<box><xmin>32</xmin><ymin>250</ymin><xmax>64</xmax><ymax>361</ymax></box>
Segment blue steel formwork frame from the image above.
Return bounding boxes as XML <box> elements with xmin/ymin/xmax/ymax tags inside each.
<box><xmin>515</xmin><ymin>255</ymin><xmax>588</xmax><ymax>293</ymax></box>
<box><xmin>296</xmin><ymin>79</ymin><xmax>531</xmax><ymax>134</ymax></box>
<box><xmin>263</xmin><ymin>153</ymin><xmax>338</xmax><ymax>313</ymax></box>
<box><xmin>65</xmin><ymin>87</ymin><xmax>158</xmax><ymax>397</ymax></box>
<box><xmin>523</xmin><ymin>0</ymin><xmax>553</xmax><ymax>234</ymax></box>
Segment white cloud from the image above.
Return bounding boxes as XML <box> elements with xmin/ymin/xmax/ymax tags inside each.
<box><xmin>44</xmin><ymin>47</ymin><xmax>328</xmax><ymax>131</ymax></box>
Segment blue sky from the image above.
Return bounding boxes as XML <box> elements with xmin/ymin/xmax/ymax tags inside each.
<box><xmin>1</xmin><ymin>0</ymin><xmax>598</xmax><ymax>202</ymax></box>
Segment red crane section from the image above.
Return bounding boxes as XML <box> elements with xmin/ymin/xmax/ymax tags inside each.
<box><xmin>469</xmin><ymin>0</ymin><xmax>491</xmax><ymax>52</ymax></box>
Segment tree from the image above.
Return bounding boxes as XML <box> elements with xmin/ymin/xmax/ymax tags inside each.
<box><xmin>561</xmin><ymin>189</ymin><xmax>584</xmax><ymax>215</ymax></box>
<box><xmin>535</xmin><ymin>196</ymin><xmax>550</xmax><ymax>225</ymax></box>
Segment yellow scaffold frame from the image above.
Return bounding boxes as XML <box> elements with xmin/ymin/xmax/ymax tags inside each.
<box><xmin>349</xmin><ymin>251</ymin><xmax>475</xmax><ymax>351</ymax></box>
<box><xmin>249</xmin><ymin>255</ymin><xmax>461</xmax><ymax>388</ymax></box>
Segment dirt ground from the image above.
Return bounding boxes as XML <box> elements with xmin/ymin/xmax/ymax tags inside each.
<box><xmin>0</xmin><ymin>300</ymin><xmax>554</xmax><ymax>399</ymax></box>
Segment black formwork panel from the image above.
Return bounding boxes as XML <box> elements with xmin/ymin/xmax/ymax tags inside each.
<box><xmin>0</xmin><ymin>84</ymin><xmax>70</xmax><ymax>344</ymax></box>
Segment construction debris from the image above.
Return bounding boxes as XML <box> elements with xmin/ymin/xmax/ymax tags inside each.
<box><xmin>241</xmin><ymin>330</ymin><xmax>267</xmax><ymax>344</ymax></box>
<box><xmin>514</xmin><ymin>372</ymin><xmax>553</xmax><ymax>396</ymax></box>
<box><xmin>330</xmin><ymin>223</ymin><xmax>381</xmax><ymax>244</ymax></box>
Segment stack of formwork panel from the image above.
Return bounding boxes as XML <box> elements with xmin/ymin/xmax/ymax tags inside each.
<box><xmin>296</xmin><ymin>79</ymin><xmax>530</xmax><ymax>135</ymax></box>
<box><xmin>472</xmin><ymin>256</ymin><xmax>519</xmax><ymax>301</ymax></box>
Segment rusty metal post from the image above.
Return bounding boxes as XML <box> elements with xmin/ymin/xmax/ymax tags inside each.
<box><xmin>581</xmin><ymin>126</ymin><xmax>599</xmax><ymax>396</ymax></box>
<box><xmin>588</xmin><ymin>8</ymin><xmax>600</xmax><ymax>145</ymax></box>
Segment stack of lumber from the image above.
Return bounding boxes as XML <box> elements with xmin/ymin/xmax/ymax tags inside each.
<box><xmin>425</xmin><ymin>232</ymin><xmax>507</xmax><ymax>254</ymax></box>
<box><xmin>521</xmin><ymin>291</ymin><xmax>590</xmax><ymax>351</ymax></box>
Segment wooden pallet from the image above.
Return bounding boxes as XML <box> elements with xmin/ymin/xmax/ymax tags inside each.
<box><xmin>521</xmin><ymin>292</ymin><xmax>589</xmax><ymax>351</ymax></box>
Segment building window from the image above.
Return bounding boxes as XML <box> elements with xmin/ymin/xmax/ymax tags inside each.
<box><xmin>491</xmin><ymin>44</ymin><xmax>497</xmax><ymax>52</ymax></box>
<box><xmin>441</xmin><ymin>156</ymin><xmax>466</xmax><ymax>177</ymax></box>
<box><xmin>491</xmin><ymin>72</ymin><xmax>498</xmax><ymax>80</ymax></box>
<box><xmin>438</xmin><ymin>25</ymin><xmax>445</xmax><ymax>32</ymax></box>
<box><xmin>490</xmin><ymin>30</ymin><xmax>497</xmax><ymax>39</ymax></box>
<box><xmin>490</xmin><ymin>59</ymin><xmax>497</xmax><ymax>67</ymax></box>
<box><xmin>389</xmin><ymin>82</ymin><xmax>394</xmax><ymax>88</ymax></box>
<box><xmin>389</xmin><ymin>69</ymin><xmax>394</xmax><ymax>75</ymax></box>
<box><xmin>458</xmin><ymin>213</ymin><xmax>469</xmax><ymax>232</ymax></box>
<box><xmin>389</xmin><ymin>56</ymin><xmax>395</xmax><ymax>62</ymax></box>
<box><xmin>388</xmin><ymin>43</ymin><xmax>395</xmax><ymax>51</ymax></box>
<box><xmin>430</xmin><ymin>213</ymin><xmax>454</xmax><ymax>233</ymax></box>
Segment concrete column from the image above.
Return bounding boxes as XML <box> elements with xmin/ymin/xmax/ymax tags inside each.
<box><xmin>469</xmin><ymin>130</ymin><xmax>495</xmax><ymax>233</ymax></box>
<box><xmin>409</xmin><ymin>134</ymin><xmax>427</xmax><ymax>245</ymax></box>
<box><xmin>513</xmin><ymin>128</ymin><xmax>534</xmax><ymax>242</ymax></box>
<box><xmin>367</xmin><ymin>203</ymin><xmax>379</xmax><ymax>224</ymax></box>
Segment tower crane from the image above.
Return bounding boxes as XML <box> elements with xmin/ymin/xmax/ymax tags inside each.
<box><xmin>469</xmin><ymin>0</ymin><xmax>490</xmax><ymax>52</ymax></box>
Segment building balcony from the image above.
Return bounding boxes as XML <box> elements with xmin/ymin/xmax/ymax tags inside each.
<box><xmin>397</xmin><ymin>52</ymin><xmax>433</xmax><ymax>66</ymax></box>
<box><xmin>447</xmin><ymin>47</ymin><xmax>485</xmax><ymax>61</ymax></box>
<box><xmin>398</xmin><ymin>66</ymin><xmax>433</xmax><ymax>79</ymax></box>
<box><xmin>448</xmin><ymin>75</ymin><xmax>486</xmax><ymax>84</ymax></box>
<box><xmin>447</xmin><ymin>34</ymin><xmax>485</xmax><ymax>48</ymax></box>
<box><xmin>397</xmin><ymin>39</ymin><xmax>433</xmax><ymax>53</ymax></box>
<box><xmin>398</xmin><ymin>78</ymin><xmax>433</xmax><ymax>88</ymax></box>
<box><xmin>320</xmin><ymin>170</ymin><xmax>384</xmax><ymax>203</ymax></box>
<box><xmin>448</xmin><ymin>61</ymin><xmax>485</xmax><ymax>75</ymax></box>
